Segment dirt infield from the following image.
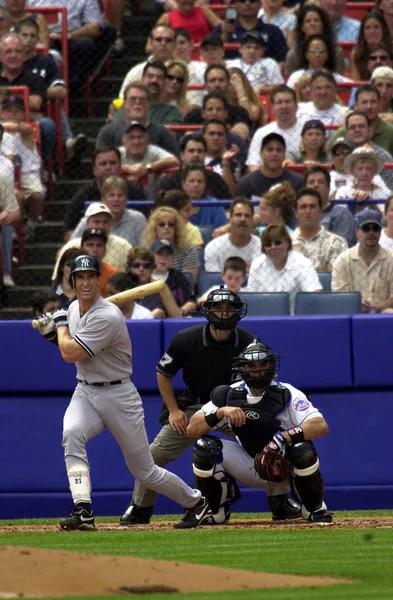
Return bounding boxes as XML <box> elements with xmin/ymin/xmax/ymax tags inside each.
<box><xmin>0</xmin><ymin>544</ymin><xmax>350</xmax><ymax>598</ymax></box>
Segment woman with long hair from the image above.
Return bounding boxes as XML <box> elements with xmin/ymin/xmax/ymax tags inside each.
<box><xmin>155</xmin><ymin>189</ymin><xmax>204</xmax><ymax>247</ymax></box>
<box><xmin>162</xmin><ymin>59</ymin><xmax>199</xmax><ymax>117</ymax></box>
<box><xmin>52</xmin><ymin>247</ymin><xmax>81</xmax><ymax>308</ymax></box>
<box><xmin>285</xmin><ymin>4</ymin><xmax>345</xmax><ymax>76</ymax></box>
<box><xmin>247</xmin><ymin>224</ymin><xmax>322</xmax><ymax>314</ymax></box>
<box><xmin>350</xmin><ymin>10</ymin><xmax>392</xmax><ymax>80</ymax></box>
<box><xmin>180</xmin><ymin>163</ymin><xmax>229</xmax><ymax>229</ymax></box>
<box><xmin>227</xmin><ymin>67</ymin><xmax>265</xmax><ymax>135</ymax></box>
<box><xmin>256</xmin><ymin>181</ymin><xmax>297</xmax><ymax>236</ymax></box>
<box><xmin>143</xmin><ymin>206</ymin><xmax>200</xmax><ymax>282</ymax></box>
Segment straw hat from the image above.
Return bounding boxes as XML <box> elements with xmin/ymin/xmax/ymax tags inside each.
<box><xmin>344</xmin><ymin>144</ymin><xmax>385</xmax><ymax>174</ymax></box>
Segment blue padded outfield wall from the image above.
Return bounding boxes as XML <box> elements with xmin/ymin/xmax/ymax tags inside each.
<box><xmin>0</xmin><ymin>315</ymin><xmax>392</xmax><ymax>519</ymax></box>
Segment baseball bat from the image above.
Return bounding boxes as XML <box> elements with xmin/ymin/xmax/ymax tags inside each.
<box><xmin>31</xmin><ymin>280</ymin><xmax>165</xmax><ymax>329</ymax></box>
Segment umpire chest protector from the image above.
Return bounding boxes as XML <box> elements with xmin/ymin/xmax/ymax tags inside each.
<box><xmin>212</xmin><ymin>384</ymin><xmax>291</xmax><ymax>457</ymax></box>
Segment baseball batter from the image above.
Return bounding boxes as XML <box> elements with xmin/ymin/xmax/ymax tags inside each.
<box><xmin>187</xmin><ymin>342</ymin><xmax>333</xmax><ymax>525</ymax></box>
<box><xmin>36</xmin><ymin>255</ymin><xmax>212</xmax><ymax>530</ymax></box>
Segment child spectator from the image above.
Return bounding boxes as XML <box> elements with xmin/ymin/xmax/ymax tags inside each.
<box><xmin>31</xmin><ymin>290</ymin><xmax>60</xmax><ymax>319</ymax></box>
<box><xmin>197</xmin><ymin>256</ymin><xmax>247</xmax><ymax>304</ymax></box>
<box><xmin>80</xmin><ymin>228</ymin><xmax>119</xmax><ymax>296</ymax></box>
<box><xmin>105</xmin><ymin>272</ymin><xmax>154</xmax><ymax>320</ymax></box>
<box><xmin>52</xmin><ymin>247</ymin><xmax>81</xmax><ymax>308</ymax></box>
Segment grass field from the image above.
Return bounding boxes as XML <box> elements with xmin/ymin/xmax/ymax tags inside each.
<box><xmin>1</xmin><ymin>510</ymin><xmax>393</xmax><ymax>600</ymax></box>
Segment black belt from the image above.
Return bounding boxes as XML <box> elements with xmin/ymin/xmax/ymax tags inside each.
<box><xmin>78</xmin><ymin>379</ymin><xmax>124</xmax><ymax>387</ymax></box>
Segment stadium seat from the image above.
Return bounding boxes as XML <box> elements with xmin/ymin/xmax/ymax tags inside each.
<box><xmin>183</xmin><ymin>272</ymin><xmax>194</xmax><ymax>289</ymax></box>
<box><xmin>240</xmin><ymin>292</ymin><xmax>290</xmax><ymax>316</ymax></box>
<box><xmin>198</xmin><ymin>271</ymin><xmax>222</xmax><ymax>295</ymax></box>
<box><xmin>199</xmin><ymin>226</ymin><xmax>215</xmax><ymax>245</ymax></box>
<box><xmin>295</xmin><ymin>292</ymin><xmax>362</xmax><ymax>315</ymax></box>
<box><xmin>197</xmin><ymin>247</ymin><xmax>204</xmax><ymax>271</ymax></box>
<box><xmin>318</xmin><ymin>272</ymin><xmax>332</xmax><ymax>293</ymax></box>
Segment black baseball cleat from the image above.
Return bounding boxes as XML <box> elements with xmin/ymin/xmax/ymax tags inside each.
<box><xmin>307</xmin><ymin>507</ymin><xmax>333</xmax><ymax>525</ymax></box>
<box><xmin>119</xmin><ymin>503</ymin><xmax>153</xmax><ymax>526</ymax></box>
<box><xmin>173</xmin><ymin>497</ymin><xmax>212</xmax><ymax>529</ymax></box>
<box><xmin>268</xmin><ymin>495</ymin><xmax>302</xmax><ymax>521</ymax></box>
<box><xmin>59</xmin><ymin>505</ymin><xmax>95</xmax><ymax>531</ymax></box>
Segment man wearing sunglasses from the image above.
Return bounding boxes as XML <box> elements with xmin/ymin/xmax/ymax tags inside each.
<box><xmin>212</xmin><ymin>0</ymin><xmax>287</xmax><ymax>65</ymax></box>
<box><xmin>332</xmin><ymin>208</ymin><xmax>393</xmax><ymax>313</ymax></box>
<box><xmin>141</xmin><ymin>62</ymin><xmax>182</xmax><ymax>125</ymax></box>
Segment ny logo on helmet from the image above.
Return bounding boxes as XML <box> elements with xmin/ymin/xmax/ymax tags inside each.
<box><xmin>81</xmin><ymin>258</ymin><xmax>90</xmax><ymax>267</ymax></box>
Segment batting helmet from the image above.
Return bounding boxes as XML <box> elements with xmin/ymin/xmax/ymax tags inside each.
<box><xmin>68</xmin><ymin>254</ymin><xmax>101</xmax><ymax>288</ymax></box>
<box><xmin>199</xmin><ymin>286</ymin><xmax>247</xmax><ymax>331</ymax></box>
<box><xmin>232</xmin><ymin>341</ymin><xmax>280</xmax><ymax>390</ymax></box>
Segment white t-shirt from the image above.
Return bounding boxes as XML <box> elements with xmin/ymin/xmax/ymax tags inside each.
<box><xmin>226</xmin><ymin>58</ymin><xmax>284</xmax><ymax>88</ymax></box>
<box><xmin>298</xmin><ymin>102</ymin><xmax>348</xmax><ymax>130</ymax></box>
<box><xmin>335</xmin><ymin>181</ymin><xmax>391</xmax><ymax>212</ymax></box>
<box><xmin>287</xmin><ymin>70</ymin><xmax>352</xmax><ymax>90</ymax></box>
<box><xmin>204</xmin><ymin>233</ymin><xmax>261</xmax><ymax>272</ymax></box>
<box><xmin>247</xmin><ymin>119</ymin><xmax>305</xmax><ymax>167</ymax></box>
<box><xmin>131</xmin><ymin>303</ymin><xmax>154</xmax><ymax>320</ymax></box>
<box><xmin>380</xmin><ymin>229</ymin><xmax>393</xmax><ymax>252</ymax></box>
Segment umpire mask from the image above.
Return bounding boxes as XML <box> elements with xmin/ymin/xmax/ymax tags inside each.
<box><xmin>199</xmin><ymin>287</ymin><xmax>247</xmax><ymax>331</ymax></box>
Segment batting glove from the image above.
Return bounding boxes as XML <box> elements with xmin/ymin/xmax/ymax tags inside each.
<box><xmin>53</xmin><ymin>308</ymin><xmax>68</xmax><ymax>328</ymax></box>
<box><xmin>37</xmin><ymin>313</ymin><xmax>58</xmax><ymax>344</ymax></box>
<box><xmin>264</xmin><ymin>432</ymin><xmax>287</xmax><ymax>455</ymax></box>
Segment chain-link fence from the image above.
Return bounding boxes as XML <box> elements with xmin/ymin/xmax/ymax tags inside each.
<box><xmin>1</xmin><ymin>0</ymin><xmax>392</xmax><ymax>319</ymax></box>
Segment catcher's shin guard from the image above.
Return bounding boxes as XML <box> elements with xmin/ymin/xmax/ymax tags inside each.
<box><xmin>286</xmin><ymin>441</ymin><xmax>324</xmax><ymax>514</ymax></box>
<box><xmin>192</xmin><ymin>436</ymin><xmax>240</xmax><ymax>524</ymax></box>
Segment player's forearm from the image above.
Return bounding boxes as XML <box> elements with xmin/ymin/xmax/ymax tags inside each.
<box><xmin>157</xmin><ymin>373</ymin><xmax>180</xmax><ymax>413</ymax></box>
<box><xmin>187</xmin><ymin>411</ymin><xmax>212</xmax><ymax>438</ymax></box>
<box><xmin>282</xmin><ymin>417</ymin><xmax>329</xmax><ymax>444</ymax></box>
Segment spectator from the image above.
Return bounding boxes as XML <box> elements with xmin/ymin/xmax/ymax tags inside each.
<box><xmin>247</xmin><ymin>223</ymin><xmax>322</xmax><ymax>314</ymax></box>
<box><xmin>319</xmin><ymin>0</ymin><xmax>360</xmax><ymax>43</ymax></box>
<box><xmin>71</xmin><ymin>176</ymin><xmax>146</xmax><ymax>248</ymax></box>
<box><xmin>304</xmin><ymin>164</ymin><xmax>357</xmax><ymax>247</ymax></box>
<box><xmin>202</xmin><ymin>119</ymin><xmax>240</xmax><ymax>194</ymax></box>
<box><xmin>292</xmin><ymin>187</ymin><xmax>347</xmax><ymax>271</ymax></box>
<box><xmin>212</xmin><ymin>0</ymin><xmax>287</xmax><ymax>64</ymax></box>
<box><xmin>80</xmin><ymin>228</ymin><xmax>119</xmax><ymax>295</ymax></box>
<box><xmin>329</xmin><ymin>136</ymin><xmax>356</xmax><ymax>194</ymax></box>
<box><xmin>43</xmin><ymin>0</ymin><xmax>116</xmax><ymax>95</ymax></box>
<box><xmin>51</xmin><ymin>247</ymin><xmax>81</xmax><ymax>308</ymax></box>
<box><xmin>197</xmin><ymin>255</ymin><xmax>248</xmax><ymax>304</ymax></box>
<box><xmin>380</xmin><ymin>195</ymin><xmax>393</xmax><ymax>251</ymax></box>
<box><xmin>0</xmin><ymin>93</ymin><xmax>44</xmax><ymax>243</ymax></box>
<box><xmin>287</xmin><ymin>35</ymin><xmax>352</xmax><ymax>90</ymax></box>
<box><xmin>52</xmin><ymin>203</ymin><xmax>132</xmax><ymax>283</ymax></box>
<box><xmin>377</xmin><ymin>0</ymin><xmax>393</xmax><ymax>39</ymax></box>
<box><xmin>156</xmin><ymin>0</ymin><xmax>222</xmax><ymax>45</ymax></box>
<box><xmin>156</xmin><ymin>133</ymin><xmax>232</xmax><ymax>198</ymax></box>
<box><xmin>151</xmin><ymin>238</ymin><xmax>197</xmax><ymax>315</ymax></box>
<box><xmin>0</xmin><ymin>170</ymin><xmax>20</xmax><ymax>287</ymax></box>
<box><xmin>349</xmin><ymin>10</ymin><xmax>392</xmax><ymax>81</ymax></box>
<box><xmin>120</xmin><ymin>121</ymin><xmax>179</xmax><ymax>198</ymax></box>
<box><xmin>6</xmin><ymin>0</ymin><xmax>49</xmax><ymax>46</ymax></box>
<box><xmin>180</xmin><ymin>162</ymin><xmax>228</xmax><ymax>228</ymax></box>
<box><xmin>140</xmin><ymin>61</ymin><xmax>182</xmax><ymax>124</ymax></box>
<box><xmin>237</xmin><ymin>132</ymin><xmax>303</xmax><ymax>200</ymax></box>
<box><xmin>247</xmin><ymin>85</ymin><xmax>305</xmax><ymax>170</ymax></box>
<box><xmin>256</xmin><ymin>180</ymin><xmax>297</xmax><ymax>235</ymax></box>
<box><xmin>227</xmin><ymin>67</ymin><xmax>265</xmax><ymax>133</ymax></box>
<box><xmin>31</xmin><ymin>289</ymin><xmax>60</xmax><ymax>318</ymax></box>
<box><xmin>258</xmin><ymin>0</ymin><xmax>296</xmax><ymax>48</ymax></box>
<box><xmin>295</xmin><ymin>73</ymin><xmax>312</xmax><ymax>103</ymax></box>
<box><xmin>0</xmin><ymin>33</ymin><xmax>56</xmax><ymax>161</ymax></box>
<box><xmin>143</xmin><ymin>206</ymin><xmax>200</xmax><ymax>281</ymax></box>
<box><xmin>371</xmin><ymin>65</ymin><xmax>393</xmax><ymax>114</ymax></box>
<box><xmin>162</xmin><ymin>59</ymin><xmax>200</xmax><ymax>118</ymax></box>
<box><xmin>126</xmin><ymin>246</ymin><xmax>182</xmax><ymax>318</ymax></box>
<box><xmin>97</xmin><ymin>83</ymin><xmax>178</xmax><ymax>155</ymax></box>
<box><xmin>105</xmin><ymin>272</ymin><xmax>154</xmax><ymax>319</ymax></box>
<box><xmin>285</xmin><ymin>5</ymin><xmax>345</xmax><ymax>77</ymax></box>
<box><xmin>332</xmin><ymin>207</ymin><xmax>393</xmax><ymax>313</ymax></box>
<box><xmin>183</xmin><ymin>92</ymin><xmax>248</xmax><ymax>165</ymax></box>
<box><xmin>155</xmin><ymin>188</ymin><xmax>203</xmax><ymax>247</ymax></box>
<box><xmin>335</xmin><ymin>145</ymin><xmax>390</xmax><ymax>215</ymax></box>
<box><xmin>204</xmin><ymin>197</ymin><xmax>260</xmax><ymax>272</ymax></box>
<box><xmin>286</xmin><ymin>119</ymin><xmax>329</xmax><ymax>166</ymax></box>
<box><xmin>298</xmin><ymin>69</ymin><xmax>348</xmax><ymax>130</ymax></box>
<box><xmin>118</xmin><ymin>24</ymin><xmax>176</xmax><ymax>95</ymax></box>
<box><xmin>354</xmin><ymin>84</ymin><xmax>393</xmax><ymax>156</ymax></box>
<box><xmin>226</xmin><ymin>30</ymin><xmax>283</xmax><ymax>95</ymax></box>
<box><xmin>63</xmin><ymin>146</ymin><xmax>146</xmax><ymax>242</ymax></box>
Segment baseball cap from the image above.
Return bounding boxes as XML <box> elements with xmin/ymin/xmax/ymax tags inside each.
<box><xmin>371</xmin><ymin>66</ymin><xmax>393</xmax><ymax>81</ymax></box>
<box><xmin>123</xmin><ymin>121</ymin><xmax>147</xmax><ymax>134</ymax></box>
<box><xmin>200</xmin><ymin>33</ymin><xmax>224</xmax><ymax>48</ymax></box>
<box><xmin>261</xmin><ymin>132</ymin><xmax>286</xmax><ymax>150</ymax></box>
<box><xmin>331</xmin><ymin>137</ymin><xmax>354</xmax><ymax>152</ymax></box>
<box><xmin>2</xmin><ymin>94</ymin><xmax>25</xmax><ymax>110</ymax></box>
<box><xmin>355</xmin><ymin>208</ymin><xmax>383</xmax><ymax>228</ymax></box>
<box><xmin>81</xmin><ymin>228</ymin><xmax>108</xmax><ymax>244</ymax></box>
<box><xmin>151</xmin><ymin>239</ymin><xmax>174</xmax><ymax>253</ymax></box>
<box><xmin>84</xmin><ymin>203</ymin><xmax>114</xmax><ymax>219</ymax></box>
<box><xmin>301</xmin><ymin>119</ymin><xmax>326</xmax><ymax>136</ymax></box>
<box><xmin>240</xmin><ymin>31</ymin><xmax>265</xmax><ymax>47</ymax></box>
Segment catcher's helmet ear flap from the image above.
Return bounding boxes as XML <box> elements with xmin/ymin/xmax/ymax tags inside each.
<box><xmin>232</xmin><ymin>340</ymin><xmax>280</xmax><ymax>389</ymax></box>
<box><xmin>199</xmin><ymin>286</ymin><xmax>247</xmax><ymax>330</ymax></box>
<box><xmin>68</xmin><ymin>254</ymin><xmax>101</xmax><ymax>288</ymax></box>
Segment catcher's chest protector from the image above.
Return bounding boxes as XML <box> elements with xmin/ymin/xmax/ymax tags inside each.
<box><xmin>228</xmin><ymin>385</ymin><xmax>291</xmax><ymax>457</ymax></box>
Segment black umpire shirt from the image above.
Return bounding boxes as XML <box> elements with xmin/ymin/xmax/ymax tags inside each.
<box><xmin>156</xmin><ymin>323</ymin><xmax>255</xmax><ymax>404</ymax></box>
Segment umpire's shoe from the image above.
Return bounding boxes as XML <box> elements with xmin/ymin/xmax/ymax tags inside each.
<box><xmin>59</xmin><ymin>504</ymin><xmax>95</xmax><ymax>531</ymax></box>
<box><xmin>268</xmin><ymin>494</ymin><xmax>302</xmax><ymax>521</ymax></box>
<box><xmin>120</xmin><ymin>503</ymin><xmax>153</xmax><ymax>526</ymax></box>
<box><xmin>174</xmin><ymin>497</ymin><xmax>212</xmax><ymax>529</ymax></box>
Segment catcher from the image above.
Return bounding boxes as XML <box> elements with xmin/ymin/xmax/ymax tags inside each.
<box><xmin>186</xmin><ymin>341</ymin><xmax>332</xmax><ymax>525</ymax></box>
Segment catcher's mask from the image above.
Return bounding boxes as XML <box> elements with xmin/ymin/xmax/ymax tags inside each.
<box><xmin>199</xmin><ymin>286</ymin><xmax>247</xmax><ymax>331</ymax></box>
<box><xmin>68</xmin><ymin>254</ymin><xmax>101</xmax><ymax>288</ymax></box>
<box><xmin>232</xmin><ymin>341</ymin><xmax>281</xmax><ymax>389</ymax></box>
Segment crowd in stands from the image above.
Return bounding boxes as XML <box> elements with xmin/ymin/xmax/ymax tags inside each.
<box><xmin>1</xmin><ymin>0</ymin><xmax>393</xmax><ymax>317</ymax></box>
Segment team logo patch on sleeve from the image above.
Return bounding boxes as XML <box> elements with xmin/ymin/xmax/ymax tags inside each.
<box><xmin>293</xmin><ymin>398</ymin><xmax>310</xmax><ymax>412</ymax></box>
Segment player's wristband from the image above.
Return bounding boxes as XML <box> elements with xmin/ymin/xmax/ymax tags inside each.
<box><xmin>288</xmin><ymin>427</ymin><xmax>305</xmax><ymax>445</ymax></box>
<box><xmin>205</xmin><ymin>412</ymin><xmax>220</xmax><ymax>427</ymax></box>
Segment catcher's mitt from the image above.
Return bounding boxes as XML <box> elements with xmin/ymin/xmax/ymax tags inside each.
<box><xmin>254</xmin><ymin>451</ymin><xmax>290</xmax><ymax>483</ymax></box>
